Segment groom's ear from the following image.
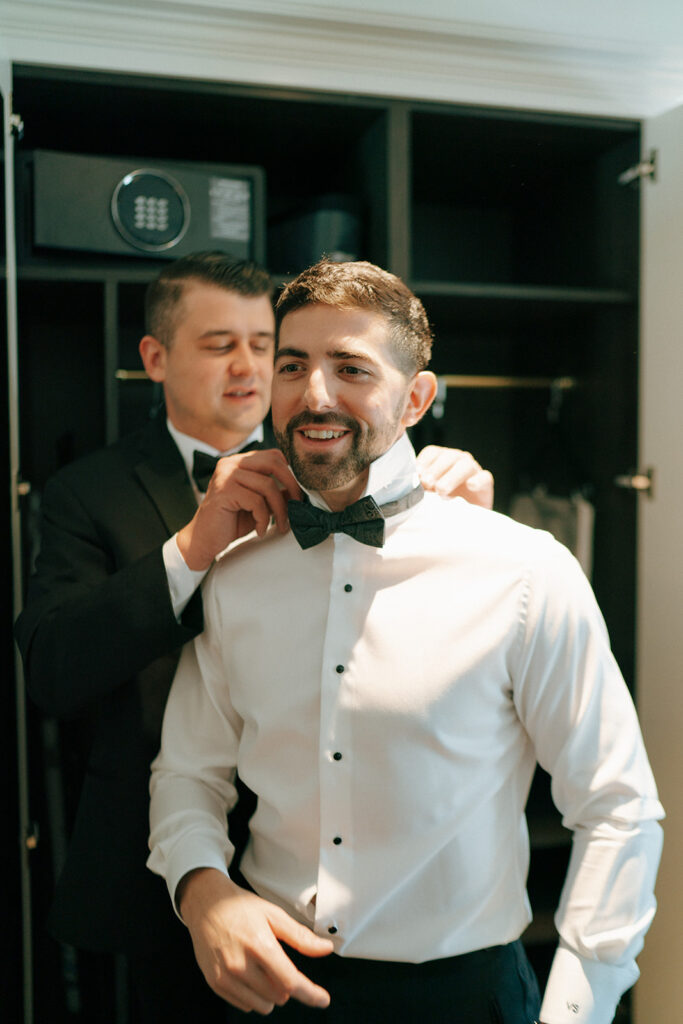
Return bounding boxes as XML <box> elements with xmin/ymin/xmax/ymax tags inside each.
<box><xmin>401</xmin><ymin>371</ymin><xmax>438</xmax><ymax>428</ymax></box>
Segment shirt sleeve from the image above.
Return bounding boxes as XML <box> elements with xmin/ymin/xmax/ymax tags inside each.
<box><xmin>163</xmin><ymin>533</ymin><xmax>210</xmax><ymax>620</ymax></box>
<box><xmin>512</xmin><ymin>538</ymin><xmax>664</xmax><ymax>1024</ymax></box>
<box><xmin>147</xmin><ymin>569</ymin><xmax>243</xmax><ymax>915</ymax></box>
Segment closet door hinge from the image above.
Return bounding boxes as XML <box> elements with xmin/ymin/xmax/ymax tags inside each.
<box><xmin>9</xmin><ymin>97</ymin><xmax>24</xmax><ymax>141</ymax></box>
<box><xmin>617</xmin><ymin>150</ymin><xmax>656</xmax><ymax>186</ymax></box>
<box><xmin>614</xmin><ymin>467</ymin><xmax>654</xmax><ymax>497</ymax></box>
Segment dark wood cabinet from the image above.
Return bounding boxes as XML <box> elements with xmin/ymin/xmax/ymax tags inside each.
<box><xmin>10</xmin><ymin>62</ymin><xmax>640</xmax><ymax>1022</ymax></box>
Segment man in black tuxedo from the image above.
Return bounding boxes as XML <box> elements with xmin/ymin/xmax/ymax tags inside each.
<box><xmin>15</xmin><ymin>252</ymin><xmax>493</xmax><ymax>1023</ymax></box>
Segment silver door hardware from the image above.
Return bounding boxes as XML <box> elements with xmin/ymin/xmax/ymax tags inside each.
<box><xmin>614</xmin><ymin>468</ymin><xmax>654</xmax><ymax>496</ymax></box>
<box><xmin>24</xmin><ymin>821</ymin><xmax>40</xmax><ymax>851</ymax></box>
<box><xmin>9</xmin><ymin>109</ymin><xmax>24</xmax><ymax>141</ymax></box>
<box><xmin>618</xmin><ymin>150</ymin><xmax>657</xmax><ymax>186</ymax></box>
<box><xmin>9</xmin><ymin>91</ymin><xmax>24</xmax><ymax>140</ymax></box>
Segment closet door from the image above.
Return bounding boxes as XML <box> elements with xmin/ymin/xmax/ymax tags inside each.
<box><xmin>633</xmin><ymin>102</ymin><xmax>683</xmax><ymax>1023</ymax></box>
<box><xmin>2</xmin><ymin>53</ymin><xmax>32</xmax><ymax>1024</ymax></box>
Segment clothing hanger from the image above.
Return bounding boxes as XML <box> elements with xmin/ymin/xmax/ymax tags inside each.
<box><xmin>513</xmin><ymin>379</ymin><xmax>592</xmax><ymax>500</ymax></box>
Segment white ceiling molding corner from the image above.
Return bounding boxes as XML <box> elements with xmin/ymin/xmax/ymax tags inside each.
<box><xmin>1</xmin><ymin>0</ymin><xmax>682</xmax><ymax>118</ymax></box>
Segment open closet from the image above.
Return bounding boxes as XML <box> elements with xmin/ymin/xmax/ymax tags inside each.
<box><xmin>6</xmin><ymin>63</ymin><xmax>642</xmax><ymax>1022</ymax></box>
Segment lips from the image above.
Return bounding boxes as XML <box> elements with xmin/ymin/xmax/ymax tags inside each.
<box><xmin>224</xmin><ymin>388</ymin><xmax>257</xmax><ymax>399</ymax></box>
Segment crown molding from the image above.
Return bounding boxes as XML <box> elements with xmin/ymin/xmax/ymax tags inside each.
<box><xmin>1</xmin><ymin>0</ymin><xmax>682</xmax><ymax>119</ymax></box>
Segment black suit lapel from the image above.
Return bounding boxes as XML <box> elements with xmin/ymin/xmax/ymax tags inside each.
<box><xmin>134</xmin><ymin>418</ymin><xmax>197</xmax><ymax>537</ymax></box>
<box><xmin>132</xmin><ymin>417</ymin><xmax>277</xmax><ymax>536</ymax></box>
<box><xmin>261</xmin><ymin>420</ymin><xmax>276</xmax><ymax>448</ymax></box>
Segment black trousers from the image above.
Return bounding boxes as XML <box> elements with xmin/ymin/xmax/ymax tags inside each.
<box><xmin>127</xmin><ymin>936</ymin><xmax>229</xmax><ymax>1024</ymax></box>
<box><xmin>265</xmin><ymin>940</ymin><xmax>541</xmax><ymax>1024</ymax></box>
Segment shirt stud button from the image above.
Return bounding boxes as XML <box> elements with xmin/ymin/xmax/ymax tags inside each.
<box><xmin>333</xmin><ymin>836</ymin><xmax>342</xmax><ymax>845</ymax></box>
<box><xmin>328</xmin><ymin>925</ymin><xmax>338</xmax><ymax>935</ymax></box>
<box><xmin>335</xmin><ymin>664</ymin><xmax>344</xmax><ymax>674</ymax></box>
<box><xmin>333</xmin><ymin>751</ymin><xmax>342</xmax><ymax>761</ymax></box>
<box><xmin>344</xmin><ymin>583</ymin><xmax>353</xmax><ymax>592</ymax></box>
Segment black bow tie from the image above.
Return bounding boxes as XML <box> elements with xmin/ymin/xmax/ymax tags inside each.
<box><xmin>192</xmin><ymin>442</ymin><xmax>262</xmax><ymax>492</ymax></box>
<box><xmin>287</xmin><ymin>486</ymin><xmax>424</xmax><ymax>550</ymax></box>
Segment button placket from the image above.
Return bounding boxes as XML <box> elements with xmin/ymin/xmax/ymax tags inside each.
<box><xmin>316</xmin><ymin>541</ymin><xmax>356</xmax><ymax>944</ymax></box>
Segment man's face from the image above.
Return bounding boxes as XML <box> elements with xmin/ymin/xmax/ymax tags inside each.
<box><xmin>272</xmin><ymin>303</ymin><xmax>420</xmax><ymax>510</ymax></box>
<box><xmin>141</xmin><ymin>282</ymin><xmax>275</xmax><ymax>450</ymax></box>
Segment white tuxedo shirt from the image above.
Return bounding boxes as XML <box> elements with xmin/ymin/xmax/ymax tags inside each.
<box><xmin>148</xmin><ymin>433</ymin><xmax>663</xmax><ymax>1024</ymax></box>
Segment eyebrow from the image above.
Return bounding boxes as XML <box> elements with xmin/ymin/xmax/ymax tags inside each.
<box><xmin>199</xmin><ymin>328</ymin><xmax>275</xmax><ymax>340</ymax></box>
<box><xmin>275</xmin><ymin>346</ymin><xmax>308</xmax><ymax>360</ymax></box>
<box><xmin>275</xmin><ymin>345</ymin><xmax>378</xmax><ymax>364</ymax></box>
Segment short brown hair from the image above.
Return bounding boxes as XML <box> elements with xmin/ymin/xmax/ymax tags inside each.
<box><xmin>145</xmin><ymin>251</ymin><xmax>273</xmax><ymax>347</ymax></box>
<box><xmin>274</xmin><ymin>260</ymin><xmax>433</xmax><ymax>374</ymax></box>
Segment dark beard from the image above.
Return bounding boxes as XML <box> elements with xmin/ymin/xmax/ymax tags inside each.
<box><xmin>274</xmin><ymin>412</ymin><xmax>376</xmax><ymax>493</ymax></box>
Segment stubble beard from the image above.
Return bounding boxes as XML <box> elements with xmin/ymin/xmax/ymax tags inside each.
<box><xmin>274</xmin><ymin>411</ymin><xmax>399</xmax><ymax>493</ymax></box>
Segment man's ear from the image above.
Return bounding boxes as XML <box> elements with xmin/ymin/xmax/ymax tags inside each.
<box><xmin>402</xmin><ymin>371</ymin><xmax>438</xmax><ymax>428</ymax></box>
<box><xmin>138</xmin><ymin>335</ymin><xmax>167</xmax><ymax>383</ymax></box>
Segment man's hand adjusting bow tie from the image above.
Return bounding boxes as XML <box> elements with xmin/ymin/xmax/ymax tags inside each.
<box><xmin>178</xmin><ymin>448</ymin><xmax>301</xmax><ymax>571</ymax></box>
<box><xmin>192</xmin><ymin>442</ymin><xmax>262</xmax><ymax>492</ymax></box>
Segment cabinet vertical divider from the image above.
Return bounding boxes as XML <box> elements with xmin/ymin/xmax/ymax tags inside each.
<box><xmin>386</xmin><ymin>102</ymin><xmax>411</xmax><ymax>280</ymax></box>
<box><xmin>104</xmin><ymin>277</ymin><xmax>119</xmax><ymax>446</ymax></box>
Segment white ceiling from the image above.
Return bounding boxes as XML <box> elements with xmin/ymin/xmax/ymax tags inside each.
<box><xmin>1</xmin><ymin>0</ymin><xmax>682</xmax><ymax>118</ymax></box>
<box><xmin>176</xmin><ymin>0</ymin><xmax>683</xmax><ymax>49</ymax></box>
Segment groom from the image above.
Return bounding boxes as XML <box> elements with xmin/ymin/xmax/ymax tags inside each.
<box><xmin>149</xmin><ymin>258</ymin><xmax>663</xmax><ymax>1024</ymax></box>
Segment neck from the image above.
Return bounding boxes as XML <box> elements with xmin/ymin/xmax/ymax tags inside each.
<box><xmin>168</xmin><ymin>417</ymin><xmax>254</xmax><ymax>453</ymax></box>
<box><xmin>318</xmin><ymin>469</ymin><xmax>370</xmax><ymax>512</ymax></box>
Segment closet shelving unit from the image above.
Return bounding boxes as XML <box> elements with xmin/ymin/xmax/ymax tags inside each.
<box><xmin>8</xmin><ymin>64</ymin><xmax>640</xmax><ymax>1021</ymax></box>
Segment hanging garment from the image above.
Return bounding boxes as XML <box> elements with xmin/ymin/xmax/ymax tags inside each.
<box><xmin>509</xmin><ymin>485</ymin><xmax>595</xmax><ymax>579</ymax></box>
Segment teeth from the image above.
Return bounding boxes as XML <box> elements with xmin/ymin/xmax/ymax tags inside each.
<box><xmin>230</xmin><ymin>390</ymin><xmax>251</xmax><ymax>396</ymax></box>
<box><xmin>302</xmin><ymin>429</ymin><xmax>346</xmax><ymax>439</ymax></box>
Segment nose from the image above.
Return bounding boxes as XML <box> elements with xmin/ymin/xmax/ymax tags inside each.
<box><xmin>303</xmin><ymin>368</ymin><xmax>335</xmax><ymax>411</ymax></box>
<box><xmin>230</xmin><ymin>341</ymin><xmax>257</xmax><ymax>378</ymax></box>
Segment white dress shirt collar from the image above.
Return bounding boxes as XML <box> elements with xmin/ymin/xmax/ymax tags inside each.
<box><xmin>302</xmin><ymin>431</ymin><xmax>421</xmax><ymax>512</ymax></box>
<box><xmin>166</xmin><ymin>418</ymin><xmax>264</xmax><ymax>484</ymax></box>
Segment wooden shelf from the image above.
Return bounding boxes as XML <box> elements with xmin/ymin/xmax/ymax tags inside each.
<box><xmin>15</xmin><ymin>261</ymin><xmax>162</xmax><ymax>284</ymax></box>
<box><xmin>412</xmin><ymin>280</ymin><xmax>634</xmax><ymax>305</ymax></box>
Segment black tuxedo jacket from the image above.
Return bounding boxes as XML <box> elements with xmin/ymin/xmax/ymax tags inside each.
<box><xmin>16</xmin><ymin>416</ymin><xmax>248</xmax><ymax>955</ymax></box>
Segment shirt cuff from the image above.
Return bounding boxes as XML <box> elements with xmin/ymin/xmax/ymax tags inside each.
<box><xmin>151</xmin><ymin>836</ymin><xmax>233</xmax><ymax>923</ymax></box>
<box><xmin>540</xmin><ymin>942</ymin><xmax>639</xmax><ymax>1024</ymax></box>
<box><xmin>163</xmin><ymin>533</ymin><xmax>209</xmax><ymax>620</ymax></box>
